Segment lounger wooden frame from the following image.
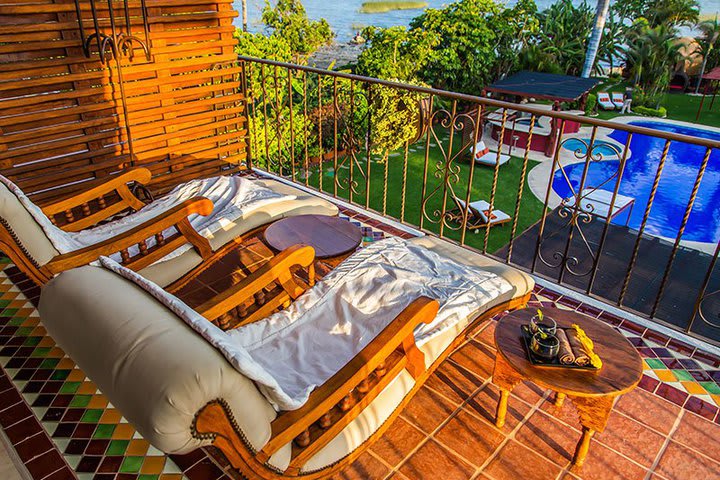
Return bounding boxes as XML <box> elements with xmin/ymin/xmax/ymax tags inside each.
<box><xmin>0</xmin><ymin>167</ymin><xmax>214</xmax><ymax>285</ymax></box>
<box><xmin>191</xmin><ymin>245</ymin><xmax>530</xmax><ymax>479</ymax></box>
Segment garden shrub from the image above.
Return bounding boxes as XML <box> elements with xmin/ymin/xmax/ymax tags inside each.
<box><xmin>633</xmin><ymin>105</ymin><xmax>667</xmax><ymax>117</ymax></box>
<box><xmin>585</xmin><ymin>93</ymin><xmax>597</xmax><ymax>115</ymax></box>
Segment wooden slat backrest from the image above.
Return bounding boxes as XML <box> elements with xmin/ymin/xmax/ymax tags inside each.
<box><xmin>0</xmin><ymin>0</ymin><xmax>247</xmax><ymax>204</ymax></box>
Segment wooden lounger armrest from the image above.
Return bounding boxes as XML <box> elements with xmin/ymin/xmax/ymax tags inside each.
<box><xmin>255</xmin><ymin>297</ymin><xmax>440</xmax><ymax>473</ymax></box>
<box><xmin>44</xmin><ymin>197</ymin><xmax>213</xmax><ymax>274</ymax></box>
<box><xmin>196</xmin><ymin>245</ymin><xmax>316</xmax><ymax>324</ymax></box>
<box><xmin>42</xmin><ymin>168</ymin><xmax>152</xmax><ymax>231</ymax></box>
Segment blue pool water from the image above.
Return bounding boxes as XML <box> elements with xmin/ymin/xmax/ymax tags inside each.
<box><xmin>552</xmin><ymin>121</ymin><xmax>720</xmax><ymax>244</ymax></box>
<box><xmin>562</xmin><ymin>138</ymin><xmax>621</xmax><ymax>158</ymax></box>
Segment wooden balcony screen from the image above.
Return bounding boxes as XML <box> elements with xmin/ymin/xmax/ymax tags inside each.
<box><xmin>0</xmin><ymin>0</ymin><xmax>248</xmax><ymax>204</ymax></box>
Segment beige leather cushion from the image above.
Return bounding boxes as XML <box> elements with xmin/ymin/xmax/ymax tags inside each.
<box><xmin>0</xmin><ymin>183</ymin><xmax>59</xmax><ymax>266</ymax></box>
<box><xmin>37</xmin><ymin>262</ymin><xmax>410</xmax><ymax>473</ymax></box>
<box><xmin>39</xmin><ymin>265</ymin><xmax>278</xmax><ymax>455</ymax></box>
<box><xmin>139</xmin><ymin>179</ymin><xmax>339</xmax><ymax>287</ymax></box>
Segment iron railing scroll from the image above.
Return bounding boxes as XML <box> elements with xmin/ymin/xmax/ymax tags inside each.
<box><xmin>237</xmin><ymin>55</ymin><xmax>720</xmax><ymax>346</ymax></box>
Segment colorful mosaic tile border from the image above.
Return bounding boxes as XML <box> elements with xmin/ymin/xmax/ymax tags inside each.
<box><xmin>0</xmin><ymin>214</ymin><xmax>391</xmax><ymax>480</ymax></box>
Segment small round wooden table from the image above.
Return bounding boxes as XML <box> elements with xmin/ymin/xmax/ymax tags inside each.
<box><xmin>264</xmin><ymin>214</ymin><xmax>363</xmax><ymax>259</ymax></box>
<box><xmin>493</xmin><ymin>307</ymin><xmax>642</xmax><ymax>467</ymax></box>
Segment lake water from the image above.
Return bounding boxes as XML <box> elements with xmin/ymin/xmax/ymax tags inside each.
<box><xmin>233</xmin><ymin>0</ymin><xmax>718</xmax><ymax>43</ymax></box>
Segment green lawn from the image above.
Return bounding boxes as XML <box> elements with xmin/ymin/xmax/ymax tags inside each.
<box><xmin>293</xmin><ymin>132</ymin><xmax>547</xmax><ymax>254</ymax></box>
<box><xmin>262</xmin><ymin>84</ymin><xmax>717</xmax><ymax>256</ymax></box>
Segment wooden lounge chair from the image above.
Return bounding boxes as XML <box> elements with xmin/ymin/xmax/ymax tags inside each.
<box><xmin>611</xmin><ymin>92</ymin><xmax>625</xmax><ymax>109</ymax></box>
<box><xmin>469</xmin><ymin>141</ymin><xmax>511</xmax><ymax>167</ymax></box>
<box><xmin>449</xmin><ymin>194</ymin><xmax>511</xmax><ymax>231</ymax></box>
<box><xmin>597</xmin><ymin>92</ymin><xmax>616</xmax><ymax>110</ymax></box>
<box><xmin>0</xmin><ymin>168</ymin><xmax>337</xmax><ymax>287</ymax></box>
<box><xmin>39</xmin><ymin>236</ymin><xmax>533</xmax><ymax>479</ymax></box>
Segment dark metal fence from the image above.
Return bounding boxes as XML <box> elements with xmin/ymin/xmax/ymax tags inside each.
<box><xmin>237</xmin><ymin>55</ymin><xmax>720</xmax><ymax>346</ymax></box>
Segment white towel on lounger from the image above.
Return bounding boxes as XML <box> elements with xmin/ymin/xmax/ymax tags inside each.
<box><xmin>99</xmin><ymin>237</ymin><xmax>512</xmax><ymax>411</ymax></box>
<box><xmin>0</xmin><ymin>175</ymin><xmax>294</xmax><ymax>263</ymax></box>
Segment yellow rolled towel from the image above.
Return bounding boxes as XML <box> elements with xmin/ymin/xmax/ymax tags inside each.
<box><xmin>566</xmin><ymin>328</ymin><xmax>591</xmax><ymax>366</ymax></box>
<box><xmin>570</xmin><ymin>324</ymin><xmax>603</xmax><ymax>369</ymax></box>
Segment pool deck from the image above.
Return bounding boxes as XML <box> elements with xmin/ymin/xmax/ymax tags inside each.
<box><xmin>494</xmin><ymin>207</ymin><xmax>720</xmax><ymax>344</ymax></box>
<box><xmin>524</xmin><ymin>118</ymin><xmax>719</xmax><ymax>255</ymax></box>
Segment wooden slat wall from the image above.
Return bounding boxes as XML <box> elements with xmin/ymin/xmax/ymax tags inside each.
<box><xmin>0</xmin><ymin>0</ymin><xmax>248</xmax><ymax>204</ymax></box>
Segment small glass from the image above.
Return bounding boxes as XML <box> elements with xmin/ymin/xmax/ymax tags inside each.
<box><xmin>530</xmin><ymin>315</ymin><xmax>557</xmax><ymax>336</ymax></box>
<box><xmin>530</xmin><ymin>332</ymin><xmax>560</xmax><ymax>359</ymax></box>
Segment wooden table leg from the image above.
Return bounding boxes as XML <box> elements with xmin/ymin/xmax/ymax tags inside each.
<box><xmin>491</xmin><ymin>354</ymin><xmax>523</xmax><ymax>429</ymax></box>
<box><xmin>574</xmin><ymin>427</ymin><xmax>595</xmax><ymax>467</ymax></box>
<box><xmin>496</xmin><ymin>389</ymin><xmax>511</xmax><ymax>428</ymax></box>
<box><xmin>569</xmin><ymin>394</ymin><xmax>615</xmax><ymax>467</ymax></box>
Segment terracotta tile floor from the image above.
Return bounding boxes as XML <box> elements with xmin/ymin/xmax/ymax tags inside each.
<box><xmin>0</xmin><ymin>209</ymin><xmax>719</xmax><ymax>479</ymax></box>
<box><xmin>331</xmin><ymin>307</ymin><xmax>720</xmax><ymax>479</ymax></box>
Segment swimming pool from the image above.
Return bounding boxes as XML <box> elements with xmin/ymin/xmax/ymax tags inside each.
<box><xmin>562</xmin><ymin>138</ymin><xmax>621</xmax><ymax>158</ymax></box>
<box><xmin>552</xmin><ymin>121</ymin><xmax>720</xmax><ymax>244</ymax></box>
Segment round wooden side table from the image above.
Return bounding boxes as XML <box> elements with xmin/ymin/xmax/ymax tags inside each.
<box><xmin>493</xmin><ymin>307</ymin><xmax>643</xmax><ymax>467</ymax></box>
<box><xmin>264</xmin><ymin>214</ymin><xmax>363</xmax><ymax>259</ymax></box>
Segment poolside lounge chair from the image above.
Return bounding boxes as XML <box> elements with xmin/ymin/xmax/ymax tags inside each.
<box><xmin>469</xmin><ymin>141</ymin><xmax>511</xmax><ymax>167</ymax></box>
<box><xmin>598</xmin><ymin>92</ymin><xmax>615</xmax><ymax>110</ymax></box>
<box><xmin>0</xmin><ymin>168</ymin><xmax>337</xmax><ymax>287</ymax></box>
<box><xmin>564</xmin><ymin>188</ymin><xmax>635</xmax><ymax>226</ymax></box>
<box><xmin>450</xmin><ymin>194</ymin><xmax>511</xmax><ymax>231</ymax></box>
<box><xmin>611</xmin><ymin>92</ymin><xmax>625</xmax><ymax>109</ymax></box>
<box><xmin>39</xmin><ymin>236</ymin><xmax>533</xmax><ymax>479</ymax></box>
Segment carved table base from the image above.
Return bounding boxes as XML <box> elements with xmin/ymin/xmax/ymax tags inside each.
<box><xmin>492</xmin><ymin>354</ymin><xmax>617</xmax><ymax>468</ymax></box>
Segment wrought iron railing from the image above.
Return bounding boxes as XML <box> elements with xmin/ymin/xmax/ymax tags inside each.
<box><xmin>237</xmin><ymin>55</ymin><xmax>720</xmax><ymax>345</ymax></box>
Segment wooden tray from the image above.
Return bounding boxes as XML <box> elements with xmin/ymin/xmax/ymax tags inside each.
<box><xmin>520</xmin><ymin>325</ymin><xmax>599</xmax><ymax>370</ymax></box>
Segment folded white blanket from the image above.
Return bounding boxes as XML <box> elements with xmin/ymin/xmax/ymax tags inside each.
<box><xmin>0</xmin><ymin>175</ymin><xmax>294</xmax><ymax>263</ymax></box>
<box><xmin>100</xmin><ymin>237</ymin><xmax>512</xmax><ymax>411</ymax></box>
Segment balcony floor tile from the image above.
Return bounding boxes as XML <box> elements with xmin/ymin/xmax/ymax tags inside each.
<box><xmin>0</xmin><ymin>204</ymin><xmax>718</xmax><ymax>479</ymax></box>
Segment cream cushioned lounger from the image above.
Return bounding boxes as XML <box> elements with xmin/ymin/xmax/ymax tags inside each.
<box><xmin>0</xmin><ymin>171</ymin><xmax>338</xmax><ymax>287</ymax></box>
<box><xmin>39</xmin><ymin>235</ymin><xmax>532</xmax><ymax>479</ymax></box>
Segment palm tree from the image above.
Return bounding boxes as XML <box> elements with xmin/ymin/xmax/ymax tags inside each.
<box><xmin>649</xmin><ymin>0</ymin><xmax>699</xmax><ymax>31</ymax></box>
<box><xmin>597</xmin><ymin>9</ymin><xmax>624</xmax><ymax>75</ymax></box>
<box><xmin>242</xmin><ymin>0</ymin><xmax>248</xmax><ymax>31</ymax></box>
<box><xmin>537</xmin><ymin>0</ymin><xmax>594</xmax><ymax>76</ymax></box>
<box><xmin>694</xmin><ymin>16</ymin><xmax>720</xmax><ymax>94</ymax></box>
<box><xmin>581</xmin><ymin>0</ymin><xmax>611</xmax><ymax>77</ymax></box>
<box><xmin>625</xmin><ymin>24</ymin><xmax>684</xmax><ymax>103</ymax></box>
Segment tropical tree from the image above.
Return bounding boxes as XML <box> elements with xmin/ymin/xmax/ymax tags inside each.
<box><xmin>490</xmin><ymin>0</ymin><xmax>540</xmax><ymax>79</ymax></box>
<box><xmin>235</xmin><ymin>0</ymin><xmax>335</xmax><ymax>170</ymax></box>
<box><xmin>408</xmin><ymin>0</ymin><xmax>509</xmax><ymax>93</ymax></box>
<box><xmin>625</xmin><ymin>22</ymin><xmax>684</xmax><ymax>104</ymax></box>
<box><xmin>241</xmin><ymin>0</ymin><xmax>248</xmax><ymax>31</ymax></box>
<box><xmin>581</xmin><ymin>0</ymin><xmax>611</xmax><ymax>77</ymax></box>
<box><xmin>517</xmin><ymin>44</ymin><xmax>564</xmax><ymax>73</ymax></box>
<box><xmin>354</xmin><ymin>26</ymin><xmax>439</xmax><ymax>159</ymax></box>
<box><xmin>646</xmin><ymin>0</ymin><xmax>700</xmax><ymax>31</ymax></box>
<box><xmin>260</xmin><ymin>0</ymin><xmax>334</xmax><ymax>59</ymax></box>
<box><xmin>695</xmin><ymin>16</ymin><xmax>720</xmax><ymax>93</ymax></box>
<box><xmin>530</xmin><ymin>0</ymin><xmax>594</xmax><ymax>76</ymax></box>
<box><xmin>596</xmin><ymin>8</ymin><xmax>626</xmax><ymax>74</ymax></box>
<box><xmin>355</xmin><ymin>26</ymin><xmax>439</xmax><ymax>82</ymax></box>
